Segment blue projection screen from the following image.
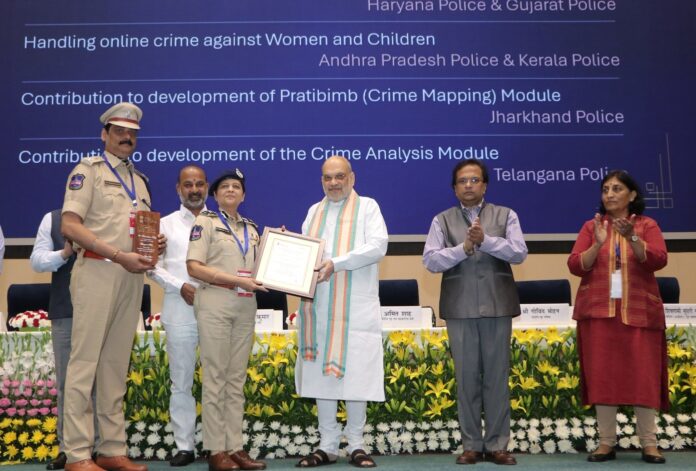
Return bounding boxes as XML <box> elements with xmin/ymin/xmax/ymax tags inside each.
<box><xmin>1</xmin><ymin>1</ymin><xmax>694</xmax><ymax>240</ymax></box>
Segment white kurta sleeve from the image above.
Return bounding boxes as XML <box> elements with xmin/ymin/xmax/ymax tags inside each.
<box><xmin>30</xmin><ymin>212</ymin><xmax>69</xmax><ymax>273</ymax></box>
<box><xmin>332</xmin><ymin>198</ymin><xmax>388</xmax><ymax>272</ymax></box>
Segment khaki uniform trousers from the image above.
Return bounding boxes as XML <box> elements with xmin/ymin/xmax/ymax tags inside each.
<box><xmin>195</xmin><ymin>286</ymin><xmax>255</xmax><ymax>453</ymax></box>
<box><xmin>63</xmin><ymin>257</ymin><xmax>144</xmax><ymax>462</ymax></box>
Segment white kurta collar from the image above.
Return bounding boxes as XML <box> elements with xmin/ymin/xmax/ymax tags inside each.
<box><xmin>179</xmin><ymin>204</ymin><xmax>206</xmax><ymax>224</ymax></box>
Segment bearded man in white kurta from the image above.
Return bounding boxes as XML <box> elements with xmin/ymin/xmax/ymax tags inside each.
<box><xmin>295</xmin><ymin>156</ymin><xmax>388</xmax><ymax>468</ymax></box>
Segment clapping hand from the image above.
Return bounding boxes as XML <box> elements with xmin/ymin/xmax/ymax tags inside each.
<box><xmin>592</xmin><ymin>213</ymin><xmax>609</xmax><ymax>245</ymax></box>
<box><xmin>613</xmin><ymin>214</ymin><xmax>637</xmax><ymax>239</ymax></box>
<box><xmin>467</xmin><ymin>217</ymin><xmax>485</xmax><ymax>246</ymax></box>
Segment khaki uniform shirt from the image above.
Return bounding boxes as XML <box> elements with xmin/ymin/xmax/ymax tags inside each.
<box><xmin>187</xmin><ymin>210</ymin><xmax>260</xmax><ymax>289</ymax></box>
<box><xmin>62</xmin><ymin>151</ymin><xmax>151</xmax><ymax>251</ymax></box>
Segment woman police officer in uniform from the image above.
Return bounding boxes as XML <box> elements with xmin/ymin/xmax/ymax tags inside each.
<box><xmin>187</xmin><ymin>169</ymin><xmax>268</xmax><ymax>471</ymax></box>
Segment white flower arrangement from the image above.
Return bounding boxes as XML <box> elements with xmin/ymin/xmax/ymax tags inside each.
<box><xmin>542</xmin><ymin>439</ymin><xmax>556</xmax><ymax>454</ymax></box>
<box><xmin>672</xmin><ymin>436</ymin><xmax>686</xmax><ymax>450</ymax></box>
<box><xmin>557</xmin><ymin>439</ymin><xmax>576</xmax><ymax>453</ymax></box>
<box><xmin>144</xmin><ymin>312</ymin><xmax>163</xmax><ymax>330</ymax></box>
<box><xmin>585</xmin><ymin>438</ymin><xmax>598</xmax><ymax>451</ymax></box>
<box><xmin>120</xmin><ymin>415</ymin><xmax>693</xmax><ymax>458</ymax></box>
<box><xmin>555</xmin><ymin>425</ymin><xmax>570</xmax><ymax>440</ymax></box>
<box><xmin>8</xmin><ymin>310</ymin><xmax>50</xmax><ymax>330</ymax></box>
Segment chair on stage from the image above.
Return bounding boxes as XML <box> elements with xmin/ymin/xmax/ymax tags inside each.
<box><xmin>378</xmin><ymin>278</ymin><xmax>435</xmax><ymax>327</ymax></box>
<box><xmin>6</xmin><ymin>282</ymin><xmax>152</xmax><ymax>331</ymax></box>
<box><xmin>515</xmin><ymin>279</ymin><xmax>572</xmax><ymax>305</ymax></box>
<box><xmin>378</xmin><ymin>279</ymin><xmax>420</xmax><ymax>307</ymax></box>
<box><xmin>6</xmin><ymin>283</ymin><xmax>51</xmax><ymax>331</ymax></box>
<box><xmin>256</xmin><ymin>289</ymin><xmax>289</xmax><ymax>329</ymax></box>
<box><xmin>656</xmin><ymin>276</ymin><xmax>680</xmax><ymax>304</ymax></box>
<box><xmin>140</xmin><ymin>284</ymin><xmax>152</xmax><ymax>330</ymax></box>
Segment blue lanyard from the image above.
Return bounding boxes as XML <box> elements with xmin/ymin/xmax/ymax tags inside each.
<box><xmin>102</xmin><ymin>154</ymin><xmax>137</xmax><ymax>207</ymax></box>
<box><xmin>217</xmin><ymin>211</ymin><xmax>249</xmax><ymax>256</ymax></box>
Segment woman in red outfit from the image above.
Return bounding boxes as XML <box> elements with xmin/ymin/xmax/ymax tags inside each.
<box><xmin>568</xmin><ymin>170</ymin><xmax>668</xmax><ymax>464</ymax></box>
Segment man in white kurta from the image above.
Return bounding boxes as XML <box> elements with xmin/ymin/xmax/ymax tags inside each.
<box><xmin>148</xmin><ymin>166</ymin><xmax>208</xmax><ymax>466</ymax></box>
<box><xmin>295</xmin><ymin>156</ymin><xmax>388</xmax><ymax>467</ymax></box>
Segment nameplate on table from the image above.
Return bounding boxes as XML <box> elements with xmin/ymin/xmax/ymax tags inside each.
<box><xmin>255</xmin><ymin>309</ymin><xmax>283</xmax><ymax>332</ymax></box>
<box><xmin>515</xmin><ymin>304</ymin><xmax>571</xmax><ymax>326</ymax></box>
<box><xmin>664</xmin><ymin>304</ymin><xmax>696</xmax><ymax>325</ymax></box>
<box><xmin>381</xmin><ymin>306</ymin><xmax>430</xmax><ymax>330</ymax></box>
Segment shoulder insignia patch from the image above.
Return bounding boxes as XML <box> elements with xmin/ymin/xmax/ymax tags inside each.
<box><xmin>241</xmin><ymin>217</ymin><xmax>258</xmax><ymax>228</ymax></box>
<box><xmin>81</xmin><ymin>156</ymin><xmax>104</xmax><ymax>166</ymax></box>
<box><xmin>133</xmin><ymin>168</ymin><xmax>149</xmax><ymax>182</ymax></box>
<box><xmin>69</xmin><ymin>173</ymin><xmax>86</xmax><ymax>190</ymax></box>
<box><xmin>190</xmin><ymin>225</ymin><xmax>203</xmax><ymax>241</ymax></box>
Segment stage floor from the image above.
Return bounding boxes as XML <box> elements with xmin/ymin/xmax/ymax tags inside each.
<box><xmin>6</xmin><ymin>452</ymin><xmax>696</xmax><ymax>471</ymax></box>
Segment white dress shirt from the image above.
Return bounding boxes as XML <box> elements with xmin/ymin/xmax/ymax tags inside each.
<box><xmin>148</xmin><ymin>205</ymin><xmax>204</xmax><ymax>326</ymax></box>
<box><xmin>423</xmin><ymin>202</ymin><xmax>528</xmax><ymax>273</ymax></box>
<box><xmin>30</xmin><ymin>212</ymin><xmax>70</xmax><ymax>273</ymax></box>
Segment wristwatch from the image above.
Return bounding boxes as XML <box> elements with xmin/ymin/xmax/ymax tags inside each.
<box><xmin>630</xmin><ymin>234</ymin><xmax>639</xmax><ymax>243</ymax></box>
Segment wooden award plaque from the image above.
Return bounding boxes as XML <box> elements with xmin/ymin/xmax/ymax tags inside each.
<box><xmin>133</xmin><ymin>211</ymin><xmax>160</xmax><ymax>264</ymax></box>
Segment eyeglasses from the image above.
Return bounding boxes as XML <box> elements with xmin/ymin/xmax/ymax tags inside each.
<box><xmin>322</xmin><ymin>173</ymin><xmax>348</xmax><ymax>183</ymax></box>
<box><xmin>456</xmin><ymin>177</ymin><xmax>482</xmax><ymax>185</ymax></box>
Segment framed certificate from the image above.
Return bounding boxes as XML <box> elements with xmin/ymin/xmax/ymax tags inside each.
<box><xmin>253</xmin><ymin>228</ymin><xmax>325</xmax><ymax>298</ymax></box>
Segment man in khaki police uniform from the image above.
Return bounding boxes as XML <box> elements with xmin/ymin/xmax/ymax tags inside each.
<box><xmin>61</xmin><ymin>102</ymin><xmax>158</xmax><ymax>471</ymax></box>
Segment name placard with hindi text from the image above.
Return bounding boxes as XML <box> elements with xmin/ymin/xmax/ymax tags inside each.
<box><xmin>381</xmin><ymin>306</ymin><xmax>431</xmax><ymax>330</ymax></box>
<box><xmin>515</xmin><ymin>304</ymin><xmax>571</xmax><ymax>327</ymax></box>
<box><xmin>255</xmin><ymin>309</ymin><xmax>284</xmax><ymax>332</ymax></box>
<box><xmin>664</xmin><ymin>304</ymin><xmax>696</xmax><ymax>325</ymax></box>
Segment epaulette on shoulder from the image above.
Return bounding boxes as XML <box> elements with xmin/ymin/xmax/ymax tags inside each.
<box><xmin>133</xmin><ymin>168</ymin><xmax>149</xmax><ymax>182</ymax></box>
<box><xmin>200</xmin><ymin>210</ymin><xmax>218</xmax><ymax>218</ymax></box>
<box><xmin>81</xmin><ymin>156</ymin><xmax>105</xmax><ymax>166</ymax></box>
<box><xmin>242</xmin><ymin>217</ymin><xmax>258</xmax><ymax>228</ymax></box>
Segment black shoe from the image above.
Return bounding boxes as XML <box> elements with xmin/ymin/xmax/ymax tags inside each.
<box><xmin>170</xmin><ymin>451</ymin><xmax>196</xmax><ymax>467</ymax></box>
<box><xmin>641</xmin><ymin>451</ymin><xmax>666</xmax><ymax>464</ymax></box>
<box><xmin>587</xmin><ymin>449</ymin><xmax>616</xmax><ymax>462</ymax></box>
<box><xmin>47</xmin><ymin>452</ymin><xmax>67</xmax><ymax>470</ymax></box>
